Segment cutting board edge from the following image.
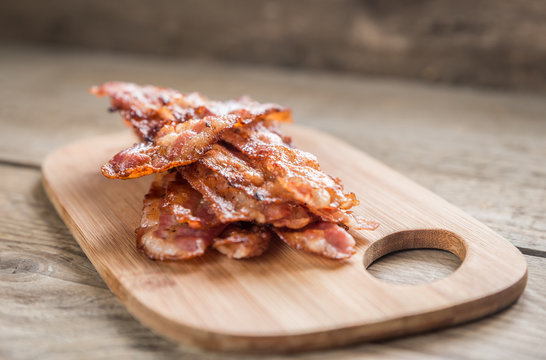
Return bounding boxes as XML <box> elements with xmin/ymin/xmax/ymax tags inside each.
<box><xmin>115</xmin><ymin>264</ymin><xmax>527</xmax><ymax>353</ymax></box>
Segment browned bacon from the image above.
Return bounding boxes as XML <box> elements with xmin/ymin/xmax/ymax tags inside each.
<box><xmin>179</xmin><ymin>162</ymin><xmax>315</xmax><ymax>229</ymax></box>
<box><xmin>102</xmin><ymin>115</ymin><xmax>239</xmax><ymax>179</ymax></box>
<box><xmin>197</xmin><ymin>144</ymin><xmax>271</xmax><ymax>199</ymax></box>
<box><xmin>197</xmin><ymin>143</ymin><xmax>290</xmax><ymax>203</ymax></box>
<box><xmin>213</xmin><ymin>223</ymin><xmax>272</xmax><ymax>259</ymax></box>
<box><xmin>162</xmin><ymin>171</ymin><xmax>220</xmax><ymax>228</ymax></box>
<box><xmin>91</xmin><ymin>82</ymin><xmax>291</xmax><ymax>141</ymax></box>
<box><xmin>136</xmin><ymin>173</ymin><xmax>226</xmax><ymax>260</ymax></box>
<box><xmin>222</xmin><ymin>122</ymin><xmax>378</xmax><ymax>230</ymax></box>
<box><xmin>274</xmin><ymin>222</ymin><xmax>356</xmax><ymax>259</ymax></box>
<box><xmin>93</xmin><ymin>82</ymin><xmax>292</xmax><ymax>179</ymax></box>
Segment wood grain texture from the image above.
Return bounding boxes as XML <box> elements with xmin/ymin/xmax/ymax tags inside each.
<box><xmin>41</xmin><ymin>126</ymin><xmax>527</xmax><ymax>352</ymax></box>
<box><xmin>1</xmin><ymin>165</ymin><xmax>544</xmax><ymax>359</ymax></box>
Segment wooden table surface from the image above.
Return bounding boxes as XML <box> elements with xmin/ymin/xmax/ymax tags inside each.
<box><xmin>0</xmin><ymin>46</ymin><xmax>545</xmax><ymax>359</ymax></box>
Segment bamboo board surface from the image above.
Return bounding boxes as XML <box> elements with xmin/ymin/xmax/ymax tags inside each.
<box><xmin>41</xmin><ymin>125</ymin><xmax>528</xmax><ymax>352</ymax></box>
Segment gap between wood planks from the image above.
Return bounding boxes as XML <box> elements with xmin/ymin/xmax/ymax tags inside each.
<box><xmin>517</xmin><ymin>247</ymin><xmax>546</xmax><ymax>258</ymax></box>
<box><xmin>0</xmin><ymin>158</ymin><xmax>41</xmax><ymax>170</ymax></box>
<box><xmin>4</xmin><ymin>158</ymin><xmax>544</xmax><ymax>259</ymax></box>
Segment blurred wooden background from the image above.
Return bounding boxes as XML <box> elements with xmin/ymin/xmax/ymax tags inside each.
<box><xmin>1</xmin><ymin>0</ymin><xmax>545</xmax><ymax>91</ymax></box>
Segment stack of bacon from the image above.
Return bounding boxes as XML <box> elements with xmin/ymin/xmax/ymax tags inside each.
<box><xmin>91</xmin><ymin>82</ymin><xmax>378</xmax><ymax>261</ymax></box>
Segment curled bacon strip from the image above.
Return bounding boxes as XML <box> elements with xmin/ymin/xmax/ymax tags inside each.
<box><xmin>102</xmin><ymin>115</ymin><xmax>238</xmax><ymax>179</ymax></box>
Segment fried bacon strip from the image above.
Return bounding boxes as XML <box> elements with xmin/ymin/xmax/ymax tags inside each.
<box><xmin>213</xmin><ymin>223</ymin><xmax>272</xmax><ymax>259</ymax></box>
<box><xmin>136</xmin><ymin>173</ymin><xmax>226</xmax><ymax>260</ymax></box>
<box><xmin>91</xmin><ymin>81</ymin><xmax>292</xmax><ymax>141</ymax></box>
<box><xmin>179</xmin><ymin>162</ymin><xmax>315</xmax><ymax>229</ymax></box>
<box><xmin>161</xmin><ymin>171</ymin><xmax>220</xmax><ymax>228</ymax></box>
<box><xmin>196</xmin><ymin>142</ymin><xmax>301</xmax><ymax>204</ymax></box>
<box><xmin>92</xmin><ymin>82</ymin><xmax>292</xmax><ymax>179</ymax></box>
<box><xmin>222</xmin><ymin>122</ymin><xmax>378</xmax><ymax>230</ymax></box>
<box><xmin>102</xmin><ymin>115</ymin><xmax>239</xmax><ymax>179</ymax></box>
<box><xmin>274</xmin><ymin>222</ymin><xmax>356</xmax><ymax>260</ymax></box>
<box><xmin>197</xmin><ymin>143</ymin><xmax>282</xmax><ymax>203</ymax></box>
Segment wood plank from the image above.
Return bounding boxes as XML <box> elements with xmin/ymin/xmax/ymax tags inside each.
<box><xmin>41</xmin><ymin>128</ymin><xmax>527</xmax><ymax>352</ymax></box>
<box><xmin>0</xmin><ymin>165</ymin><xmax>543</xmax><ymax>359</ymax></box>
<box><xmin>0</xmin><ymin>47</ymin><xmax>544</xmax><ymax>254</ymax></box>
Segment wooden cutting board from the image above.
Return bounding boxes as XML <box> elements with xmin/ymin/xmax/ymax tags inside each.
<box><xmin>42</xmin><ymin>124</ymin><xmax>527</xmax><ymax>353</ymax></box>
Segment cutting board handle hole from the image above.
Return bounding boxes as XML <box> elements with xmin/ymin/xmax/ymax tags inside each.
<box><xmin>363</xmin><ymin>229</ymin><xmax>465</xmax><ymax>285</ymax></box>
